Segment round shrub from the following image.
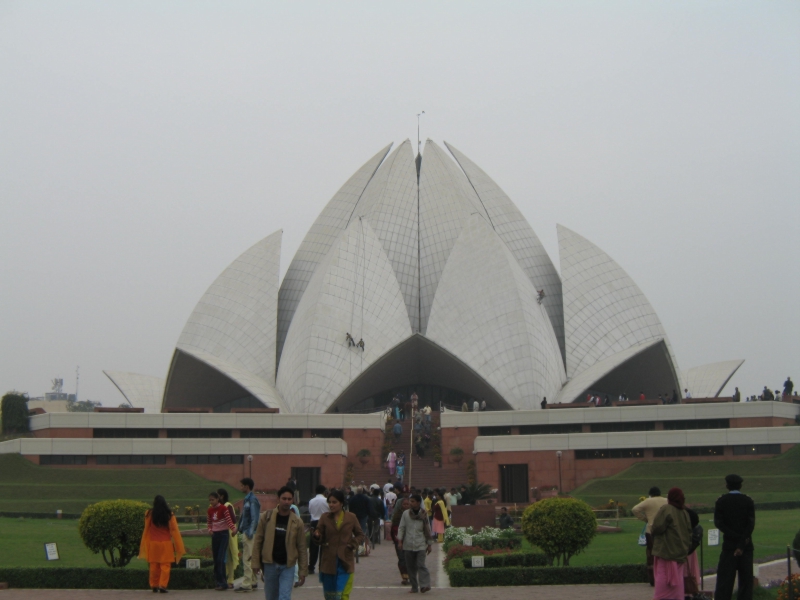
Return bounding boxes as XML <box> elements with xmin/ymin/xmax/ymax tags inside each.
<box><xmin>778</xmin><ymin>574</ymin><xmax>800</xmax><ymax>600</ymax></box>
<box><xmin>520</xmin><ymin>497</ymin><xmax>596</xmax><ymax>566</ymax></box>
<box><xmin>79</xmin><ymin>500</ymin><xmax>149</xmax><ymax>567</ymax></box>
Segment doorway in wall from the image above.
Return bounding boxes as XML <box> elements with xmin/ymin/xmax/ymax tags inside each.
<box><xmin>291</xmin><ymin>467</ymin><xmax>320</xmax><ymax>506</ymax></box>
<box><xmin>499</xmin><ymin>464</ymin><xmax>528</xmax><ymax>503</ymax></box>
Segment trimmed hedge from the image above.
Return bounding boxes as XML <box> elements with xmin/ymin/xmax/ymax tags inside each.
<box><xmin>447</xmin><ymin>562</ymin><xmax>647</xmax><ymax>587</ymax></box>
<box><xmin>462</xmin><ymin>551</ymin><xmax>548</xmax><ymax>569</ymax></box>
<box><xmin>0</xmin><ymin>567</ymin><xmax>215</xmax><ymax>589</ymax></box>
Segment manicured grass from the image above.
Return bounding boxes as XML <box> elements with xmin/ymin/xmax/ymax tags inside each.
<box><xmin>519</xmin><ymin>509</ymin><xmax>800</xmax><ymax>568</ymax></box>
<box><xmin>572</xmin><ymin>444</ymin><xmax>800</xmax><ymax>508</ymax></box>
<box><xmin>0</xmin><ymin>454</ymin><xmax>242</xmax><ymax>514</ymax></box>
<box><xmin>0</xmin><ymin>517</ymin><xmax>213</xmax><ymax>569</ymax></box>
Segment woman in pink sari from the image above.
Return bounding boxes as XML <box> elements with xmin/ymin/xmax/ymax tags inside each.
<box><xmin>651</xmin><ymin>487</ymin><xmax>693</xmax><ymax>600</ymax></box>
<box><xmin>385</xmin><ymin>450</ymin><xmax>397</xmax><ymax>476</ymax></box>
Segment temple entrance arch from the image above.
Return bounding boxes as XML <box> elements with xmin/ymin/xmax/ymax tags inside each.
<box><xmin>328</xmin><ymin>334</ymin><xmax>512</xmax><ymax>413</ymax></box>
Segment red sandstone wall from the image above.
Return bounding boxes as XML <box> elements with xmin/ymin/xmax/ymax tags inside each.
<box><xmin>32</xmin><ymin>428</ymin><xmax>92</xmax><ymax>438</ymax></box>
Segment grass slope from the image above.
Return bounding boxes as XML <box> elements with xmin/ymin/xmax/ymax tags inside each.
<box><xmin>0</xmin><ymin>454</ymin><xmax>242</xmax><ymax>514</ymax></box>
<box><xmin>0</xmin><ymin>517</ymin><xmax>212</xmax><ymax>569</ymax></box>
<box><xmin>572</xmin><ymin>444</ymin><xmax>800</xmax><ymax>508</ymax></box>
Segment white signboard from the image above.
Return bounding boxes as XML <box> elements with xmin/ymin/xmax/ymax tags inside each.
<box><xmin>463</xmin><ymin>536</ymin><xmax>473</xmax><ymax>547</ymax></box>
<box><xmin>471</xmin><ymin>555</ymin><xmax>485</xmax><ymax>568</ymax></box>
<box><xmin>185</xmin><ymin>559</ymin><xmax>201</xmax><ymax>569</ymax></box>
<box><xmin>708</xmin><ymin>529</ymin><xmax>720</xmax><ymax>546</ymax></box>
<box><xmin>44</xmin><ymin>543</ymin><xmax>60</xmax><ymax>561</ymax></box>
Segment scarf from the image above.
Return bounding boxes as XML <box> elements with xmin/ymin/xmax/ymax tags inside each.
<box><xmin>408</xmin><ymin>507</ymin><xmax>433</xmax><ymax>540</ymax></box>
<box><xmin>667</xmin><ymin>487</ymin><xmax>685</xmax><ymax>510</ymax></box>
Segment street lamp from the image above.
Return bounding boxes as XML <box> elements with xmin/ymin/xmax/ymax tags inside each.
<box><xmin>247</xmin><ymin>454</ymin><xmax>253</xmax><ymax>478</ymax></box>
<box><xmin>556</xmin><ymin>451</ymin><xmax>562</xmax><ymax>494</ymax></box>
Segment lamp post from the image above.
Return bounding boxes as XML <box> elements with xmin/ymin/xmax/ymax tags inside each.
<box><xmin>556</xmin><ymin>451</ymin><xmax>562</xmax><ymax>494</ymax></box>
<box><xmin>247</xmin><ymin>454</ymin><xmax>253</xmax><ymax>479</ymax></box>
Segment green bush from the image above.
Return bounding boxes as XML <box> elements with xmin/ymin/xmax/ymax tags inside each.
<box><xmin>447</xmin><ymin>561</ymin><xmax>646</xmax><ymax>587</ymax></box>
<box><xmin>1</xmin><ymin>392</ymin><xmax>29</xmax><ymax>434</ymax></box>
<box><xmin>0</xmin><ymin>567</ymin><xmax>214</xmax><ymax>589</ymax></box>
<box><xmin>78</xmin><ymin>500</ymin><xmax>149</xmax><ymax>567</ymax></box>
<box><xmin>521</xmin><ymin>497</ymin><xmax>596</xmax><ymax>566</ymax></box>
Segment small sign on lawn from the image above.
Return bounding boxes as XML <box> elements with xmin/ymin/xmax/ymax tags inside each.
<box><xmin>185</xmin><ymin>559</ymin><xmax>201</xmax><ymax>570</ymax></box>
<box><xmin>471</xmin><ymin>556</ymin><xmax>484</xmax><ymax>568</ymax></box>
<box><xmin>44</xmin><ymin>543</ymin><xmax>60</xmax><ymax>561</ymax></box>
<box><xmin>708</xmin><ymin>529</ymin><xmax>720</xmax><ymax>546</ymax></box>
<box><xmin>463</xmin><ymin>536</ymin><xmax>472</xmax><ymax>546</ymax></box>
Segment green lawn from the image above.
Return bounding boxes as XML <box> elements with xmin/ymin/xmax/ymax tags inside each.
<box><xmin>519</xmin><ymin>509</ymin><xmax>800</xmax><ymax>568</ymax></box>
<box><xmin>0</xmin><ymin>517</ymin><xmax>213</xmax><ymax>568</ymax></box>
<box><xmin>572</xmin><ymin>444</ymin><xmax>800</xmax><ymax>508</ymax></box>
<box><xmin>0</xmin><ymin>454</ymin><xmax>242</xmax><ymax>514</ymax></box>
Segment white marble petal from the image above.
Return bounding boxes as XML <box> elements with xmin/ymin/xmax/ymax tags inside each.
<box><xmin>103</xmin><ymin>371</ymin><xmax>165</xmax><ymax>413</ymax></box>
<box><xmin>277</xmin><ymin>218</ymin><xmax>413</xmax><ymax>413</ymax></box>
<box><xmin>277</xmin><ymin>144</ymin><xmax>392</xmax><ymax>361</ymax></box>
<box><xmin>445</xmin><ymin>142</ymin><xmax>565</xmax><ymax>362</ymax></box>
<box><xmin>684</xmin><ymin>360</ymin><xmax>745</xmax><ymax>398</ymax></box>
<box><xmin>427</xmin><ymin>214</ymin><xmax>566</xmax><ymax>410</ymax></box>
<box><xmin>558</xmin><ymin>224</ymin><xmax>682</xmax><ymax>388</ymax></box>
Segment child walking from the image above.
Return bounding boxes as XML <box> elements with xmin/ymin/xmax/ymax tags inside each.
<box><xmin>138</xmin><ymin>495</ymin><xmax>186</xmax><ymax>593</ymax></box>
<box><xmin>207</xmin><ymin>491</ymin><xmax>237</xmax><ymax>591</ymax></box>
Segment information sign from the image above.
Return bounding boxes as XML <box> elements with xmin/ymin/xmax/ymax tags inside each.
<box><xmin>707</xmin><ymin>529</ymin><xmax>720</xmax><ymax>546</ymax></box>
<box><xmin>471</xmin><ymin>555</ymin><xmax>484</xmax><ymax>568</ymax></box>
<box><xmin>44</xmin><ymin>543</ymin><xmax>60</xmax><ymax>561</ymax></box>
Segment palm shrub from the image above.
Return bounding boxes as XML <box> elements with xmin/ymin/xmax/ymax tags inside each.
<box><xmin>461</xmin><ymin>482</ymin><xmax>492</xmax><ymax>505</ymax></box>
<box><xmin>79</xmin><ymin>500</ymin><xmax>149</xmax><ymax>567</ymax></box>
<box><xmin>520</xmin><ymin>497</ymin><xmax>596</xmax><ymax>566</ymax></box>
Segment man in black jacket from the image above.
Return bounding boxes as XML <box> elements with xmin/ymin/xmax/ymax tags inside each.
<box><xmin>347</xmin><ymin>487</ymin><xmax>373</xmax><ymax>542</ymax></box>
<box><xmin>714</xmin><ymin>474</ymin><xmax>756</xmax><ymax>600</ymax></box>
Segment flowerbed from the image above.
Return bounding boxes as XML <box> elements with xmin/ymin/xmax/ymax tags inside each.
<box><xmin>442</xmin><ymin>526</ymin><xmax>521</xmax><ymax>552</ymax></box>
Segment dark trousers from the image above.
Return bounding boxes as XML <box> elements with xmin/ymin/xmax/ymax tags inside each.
<box><xmin>369</xmin><ymin>517</ymin><xmax>381</xmax><ymax>545</ymax></box>
<box><xmin>211</xmin><ymin>531</ymin><xmax>230</xmax><ymax>588</ymax></box>
<box><xmin>715</xmin><ymin>546</ymin><xmax>754</xmax><ymax>600</ymax></box>
<box><xmin>308</xmin><ymin>520</ymin><xmax>320</xmax><ymax>571</ymax></box>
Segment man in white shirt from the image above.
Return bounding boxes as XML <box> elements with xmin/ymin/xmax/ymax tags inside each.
<box><xmin>383</xmin><ymin>479</ymin><xmax>394</xmax><ymax>495</ymax></box>
<box><xmin>472</xmin><ymin>399</ymin><xmax>479</xmax><ymax>412</ymax></box>
<box><xmin>384</xmin><ymin>487</ymin><xmax>398</xmax><ymax>513</ymax></box>
<box><xmin>684</xmin><ymin>389</ymin><xmax>692</xmax><ymax>399</ymax></box>
<box><xmin>307</xmin><ymin>485</ymin><xmax>329</xmax><ymax>575</ymax></box>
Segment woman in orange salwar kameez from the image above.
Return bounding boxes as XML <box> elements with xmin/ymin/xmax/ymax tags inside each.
<box><xmin>139</xmin><ymin>495</ymin><xmax>186</xmax><ymax>593</ymax></box>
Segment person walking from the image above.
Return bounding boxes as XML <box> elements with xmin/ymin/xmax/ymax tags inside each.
<box><xmin>391</xmin><ymin>497</ymin><xmax>411</xmax><ymax>586</ymax></box>
<box><xmin>218</xmin><ymin>488</ymin><xmax>240</xmax><ymax>589</ymax></box>
<box><xmin>207</xmin><ymin>491</ymin><xmax>238</xmax><ymax>591</ymax></box>
<box><xmin>346</xmin><ymin>487</ymin><xmax>372</xmax><ymax>549</ymax></box>
<box><xmin>632</xmin><ymin>486</ymin><xmax>668</xmax><ymax>586</ymax></box>
<box><xmin>714</xmin><ymin>474</ymin><xmax>756</xmax><ymax>600</ymax></box>
<box><xmin>251</xmin><ymin>486</ymin><xmax>307</xmax><ymax>600</ymax></box>
<box><xmin>312</xmin><ymin>489</ymin><xmax>365</xmax><ymax>600</ymax></box>
<box><xmin>235</xmin><ymin>478</ymin><xmax>261</xmax><ymax>593</ymax></box>
<box><xmin>369</xmin><ymin>487</ymin><xmax>385</xmax><ymax>546</ymax></box>
<box><xmin>307</xmin><ymin>485</ymin><xmax>329</xmax><ymax>576</ymax></box>
<box><xmin>386</xmin><ymin>449</ymin><xmax>397</xmax><ymax>477</ymax></box>
<box><xmin>396</xmin><ymin>451</ymin><xmax>406</xmax><ymax>483</ymax></box>
<box><xmin>431</xmin><ymin>491</ymin><xmax>450</xmax><ymax>542</ymax></box>
<box><xmin>138</xmin><ymin>495</ymin><xmax>186</xmax><ymax>593</ymax></box>
<box><xmin>397</xmin><ymin>494</ymin><xmax>433</xmax><ymax>593</ymax></box>
<box><xmin>651</xmin><ymin>487</ymin><xmax>692</xmax><ymax>600</ymax></box>
<box><xmin>498</xmin><ymin>507</ymin><xmax>514</xmax><ymax>530</ymax></box>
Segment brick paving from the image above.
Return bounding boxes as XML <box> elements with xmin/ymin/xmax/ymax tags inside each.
<box><xmin>0</xmin><ymin>541</ymin><xmax>654</xmax><ymax>600</ymax></box>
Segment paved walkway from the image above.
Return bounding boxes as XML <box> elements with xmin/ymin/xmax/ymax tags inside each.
<box><xmin>1</xmin><ymin>541</ymin><xmax>655</xmax><ymax>600</ymax></box>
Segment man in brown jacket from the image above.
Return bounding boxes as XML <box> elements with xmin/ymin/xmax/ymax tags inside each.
<box><xmin>251</xmin><ymin>486</ymin><xmax>308</xmax><ymax>598</ymax></box>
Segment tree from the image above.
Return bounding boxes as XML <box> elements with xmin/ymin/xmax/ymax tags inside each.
<box><xmin>1</xmin><ymin>392</ymin><xmax>29</xmax><ymax>434</ymax></box>
<box><xmin>67</xmin><ymin>398</ymin><xmax>102</xmax><ymax>412</ymax></box>
<box><xmin>461</xmin><ymin>482</ymin><xmax>493</xmax><ymax>505</ymax></box>
<box><xmin>79</xmin><ymin>500</ymin><xmax>149</xmax><ymax>567</ymax></box>
<box><xmin>521</xmin><ymin>497</ymin><xmax>596</xmax><ymax>566</ymax></box>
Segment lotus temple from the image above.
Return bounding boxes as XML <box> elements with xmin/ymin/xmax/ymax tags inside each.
<box><xmin>3</xmin><ymin>140</ymin><xmax>797</xmax><ymax>500</ymax></box>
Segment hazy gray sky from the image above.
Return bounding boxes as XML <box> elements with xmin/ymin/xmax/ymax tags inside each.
<box><xmin>2</xmin><ymin>1</ymin><xmax>798</xmax><ymax>405</ymax></box>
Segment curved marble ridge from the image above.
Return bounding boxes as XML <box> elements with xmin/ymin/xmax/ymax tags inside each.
<box><xmin>109</xmin><ymin>140</ymin><xmax>740</xmax><ymax>413</ymax></box>
<box><xmin>558</xmin><ymin>224</ymin><xmax>682</xmax><ymax>388</ymax></box>
<box><xmin>276</xmin><ymin>218</ymin><xmax>413</xmax><ymax>414</ymax></box>
<box><xmin>427</xmin><ymin>215</ymin><xmax>566</xmax><ymax>410</ymax></box>
<box><xmin>684</xmin><ymin>360</ymin><xmax>745</xmax><ymax>398</ymax></box>
<box><xmin>103</xmin><ymin>371</ymin><xmax>165</xmax><ymax>413</ymax></box>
